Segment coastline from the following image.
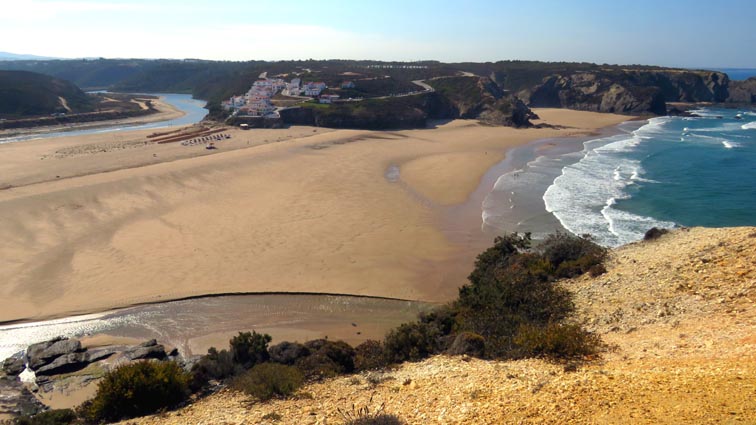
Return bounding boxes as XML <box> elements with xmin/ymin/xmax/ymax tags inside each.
<box><xmin>0</xmin><ymin>109</ymin><xmax>630</xmax><ymax>324</ymax></box>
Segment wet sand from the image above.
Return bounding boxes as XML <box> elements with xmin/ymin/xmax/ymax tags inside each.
<box><xmin>0</xmin><ymin>109</ymin><xmax>630</xmax><ymax>323</ymax></box>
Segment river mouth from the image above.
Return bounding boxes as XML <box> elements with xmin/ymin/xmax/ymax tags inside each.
<box><xmin>0</xmin><ymin>293</ymin><xmax>432</xmax><ymax>361</ymax></box>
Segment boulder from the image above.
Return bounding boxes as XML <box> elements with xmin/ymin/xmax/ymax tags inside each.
<box><xmin>0</xmin><ymin>376</ymin><xmax>46</xmax><ymax>417</ymax></box>
<box><xmin>87</xmin><ymin>348</ymin><xmax>118</xmax><ymax>363</ymax></box>
<box><xmin>644</xmin><ymin>227</ymin><xmax>670</xmax><ymax>241</ymax></box>
<box><xmin>27</xmin><ymin>338</ymin><xmax>83</xmax><ymax>370</ymax></box>
<box><xmin>2</xmin><ymin>352</ymin><xmax>26</xmax><ymax>376</ymax></box>
<box><xmin>447</xmin><ymin>332</ymin><xmax>486</xmax><ymax>357</ymax></box>
<box><xmin>124</xmin><ymin>342</ymin><xmax>167</xmax><ymax>361</ymax></box>
<box><xmin>34</xmin><ymin>352</ymin><xmax>89</xmax><ymax>376</ymax></box>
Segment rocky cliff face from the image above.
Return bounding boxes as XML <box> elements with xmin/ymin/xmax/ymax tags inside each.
<box><xmin>520</xmin><ymin>70</ymin><xmax>732</xmax><ymax>115</ymax></box>
<box><xmin>427</xmin><ymin>76</ymin><xmax>536</xmax><ymax>127</ymax></box>
<box><xmin>279</xmin><ymin>77</ymin><xmax>537</xmax><ymax>130</ymax></box>
<box><xmin>727</xmin><ymin>77</ymin><xmax>756</xmax><ymax>104</ymax></box>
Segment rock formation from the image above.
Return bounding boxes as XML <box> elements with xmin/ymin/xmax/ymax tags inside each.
<box><xmin>519</xmin><ymin>69</ymin><xmax>734</xmax><ymax>114</ymax></box>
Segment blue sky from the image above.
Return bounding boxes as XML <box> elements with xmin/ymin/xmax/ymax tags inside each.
<box><xmin>1</xmin><ymin>0</ymin><xmax>754</xmax><ymax>67</ymax></box>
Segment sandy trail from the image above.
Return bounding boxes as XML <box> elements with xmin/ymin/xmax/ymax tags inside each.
<box><xmin>0</xmin><ymin>109</ymin><xmax>630</xmax><ymax>322</ymax></box>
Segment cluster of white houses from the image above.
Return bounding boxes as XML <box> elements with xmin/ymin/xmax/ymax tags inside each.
<box><xmin>222</xmin><ymin>77</ymin><xmax>357</xmax><ymax>117</ymax></box>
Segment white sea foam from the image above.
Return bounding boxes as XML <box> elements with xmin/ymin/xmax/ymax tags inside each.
<box><xmin>543</xmin><ymin>119</ymin><xmax>676</xmax><ymax>247</ymax></box>
<box><xmin>722</xmin><ymin>140</ymin><xmax>741</xmax><ymax>149</ymax></box>
<box><xmin>742</xmin><ymin>121</ymin><xmax>756</xmax><ymax>130</ymax></box>
<box><xmin>688</xmin><ymin>108</ymin><xmax>724</xmax><ymax>118</ymax></box>
<box><xmin>0</xmin><ymin>311</ymin><xmax>121</xmax><ymax>361</ymax></box>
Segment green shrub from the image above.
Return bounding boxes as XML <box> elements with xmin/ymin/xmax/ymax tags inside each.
<box><xmin>354</xmin><ymin>340</ymin><xmax>388</xmax><ymax>371</ymax></box>
<box><xmin>84</xmin><ymin>361</ymin><xmax>190</xmax><ymax>422</ymax></box>
<box><xmin>466</xmin><ymin>233</ymin><xmax>532</xmax><ymax>289</ymax></box>
<box><xmin>233</xmin><ymin>363</ymin><xmax>303</xmax><ymax>401</ymax></box>
<box><xmin>268</xmin><ymin>341</ymin><xmax>310</xmax><ymax>365</ymax></box>
<box><xmin>13</xmin><ymin>409</ymin><xmax>76</xmax><ymax>425</ymax></box>
<box><xmin>417</xmin><ymin>305</ymin><xmax>458</xmax><ymax>336</ymax></box>
<box><xmin>538</xmin><ymin>232</ymin><xmax>606</xmax><ymax>277</ymax></box>
<box><xmin>514</xmin><ymin>323</ymin><xmax>603</xmax><ymax>360</ymax></box>
<box><xmin>295</xmin><ymin>340</ymin><xmax>355</xmax><ymax>379</ymax></box>
<box><xmin>383</xmin><ymin>321</ymin><xmax>442</xmax><ymax>363</ymax></box>
<box><xmin>190</xmin><ymin>346</ymin><xmax>239</xmax><ymax>391</ymax></box>
<box><xmin>230</xmin><ymin>331</ymin><xmax>272</xmax><ymax>369</ymax></box>
<box><xmin>446</xmin><ymin>332</ymin><xmax>485</xmax><ymax>357</ymax></box>
<box><xmin>295</xmin><ymin>352</ymin><xmax>341</xmax><ymax>380</ymax></box>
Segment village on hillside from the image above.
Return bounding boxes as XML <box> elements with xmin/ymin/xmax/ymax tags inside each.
<box><xmin>221</xmin><ymin>75</ymin><xmax>356</xmax><ymax>118</ymax></box>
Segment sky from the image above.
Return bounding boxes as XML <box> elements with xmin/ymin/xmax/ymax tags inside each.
<box><xmin>0</xmin><ymin>0</ymin><xmax>754</xmax><ymax>67</ymax></box>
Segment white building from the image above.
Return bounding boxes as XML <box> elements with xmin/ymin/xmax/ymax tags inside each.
<box><xmin>319</xmin><ymin>94</ymin><xmax>340</xmax><ymax>104</ymax></box>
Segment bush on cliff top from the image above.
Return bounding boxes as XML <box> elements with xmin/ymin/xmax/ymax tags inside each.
<box><xmin>81</xmin><ymin>361</ymin><xmax>190</xmax><ymax>423</ymax></box>
<box><xmin>383</xmin><ymin>232</ymin><xmax>605</xmax><ymax>361</ymax></box>
<box><xmin>232</xmin><ymin>362</ymin><xmax>303</xmax><ymax>401</ymax></box>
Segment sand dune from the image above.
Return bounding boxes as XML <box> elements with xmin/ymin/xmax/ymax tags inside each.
<box><xmin>0</xmin><ymin>109</ymin><xmax>630</xmax><ymax>322</ymax></box>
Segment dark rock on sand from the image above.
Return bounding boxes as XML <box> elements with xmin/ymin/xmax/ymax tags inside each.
<box><xmin>27</xmin><ymin>337</ymin><xmax>83</xmax><ymax>370</ymax></box>
<box><xmin>124</xmin><ymin>340</ymin><xmax>167</xmax><ymax>360</ymax></box>
<box><xmin>86</xmin><ymin>347</ymin><xmax>118</xmax><ymax>363</ymax></box>
<box><xmin>2</xmin><ymin>352</ymin><xmax>26</xmax><ymax>376</ymax></box>
<box><xmin>34</xmin><ymin>352</ymin><xmax>90</xmax><ymax>376</ymax></box>
<box><xmin>0</xmin><ymin>375</ymin><xmax>46</xmax><ymax>418</ymax></box>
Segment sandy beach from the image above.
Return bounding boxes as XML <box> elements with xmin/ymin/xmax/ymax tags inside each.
<box><xmin>0</xmin><ymin>108</ymin><xmax>630</xmax><ymax>323</ymax></box>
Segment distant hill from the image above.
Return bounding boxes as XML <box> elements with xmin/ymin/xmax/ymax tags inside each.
<box><xmin>0</xmin><ymin>51</ymin><xmax>59</xmax><ymax>61</ymax></box>
<box><xmin>0</xmin><ymin>70</ymin><xmax>95</xmax><ymax>118</ymax></box>
<box><xmin>0</xmin><ymin>59</ymin><xmax>753</xmax><ymax>127</ymax></box>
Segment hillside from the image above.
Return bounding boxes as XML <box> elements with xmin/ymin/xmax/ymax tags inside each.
<box><xmin>2</xmin><ymin>59</ymin><xmax>754</xmax><ymax>111</ymax></box>
<box><xmin>0</xmin><ymin>70</ymin><xmax>94</xmax><ymax>118</ymax></box>
<box><xmin>126</xmin><ymin>227</ymin><xmax>756</xmax><ymax>424</ymax></box>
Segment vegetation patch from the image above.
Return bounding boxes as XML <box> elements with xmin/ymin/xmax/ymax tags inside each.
<box><xmin>383</xmin><ymin>232</ymin><xmax>605</xmax><ymax>361</ymax></box>
<box><xmin>79</xmin><ymin>361</ymin><xmax>190</xmax><ymax>423</ymax></box>
<box><xmin>232</xmin><ymin>363</ymin><xmax>304</xmax><ymax>401</ymax></box>
<box><xmin>13</xmin><ymin>409</ymin><xmax>77</xmax><ymax>425</ymax></box>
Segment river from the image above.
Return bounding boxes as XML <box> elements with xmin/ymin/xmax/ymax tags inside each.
<box><xmin>0</xmin><ymin>93</ymin><xmax>208</xmax><ymax>144</ymax></box>
<box><xmin>0</xmin><ymin>294</ymin><xmax>431</xmax><ymax>362</ymax></box>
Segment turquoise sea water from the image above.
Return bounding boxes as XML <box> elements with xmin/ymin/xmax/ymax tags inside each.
<box><xmin>543</xmin><ymin>107</ymin><xmax>756</xmax><ymax>247</ymax></box>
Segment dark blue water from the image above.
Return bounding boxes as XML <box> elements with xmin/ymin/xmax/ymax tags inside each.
<box><xmin>544</xmin><ymin>108</ymin><xmax>756</xmax><ymax>246</ymax></box>
<box><xmin>713</xmin><ymin>68</ymin><xmax>756</xmax><ymax>81</ymax></box>
<box><xmin>0</xmin><ymin>93</ymin><xmax>207</xmax><ymax>144</ymax></box>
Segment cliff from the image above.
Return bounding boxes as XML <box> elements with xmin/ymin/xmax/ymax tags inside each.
<box><xmin>427</xmin><ymin>76</ymin><xmax>537</xmax><ymax>127</ymax></box>
<box><xmin>124</xmin><ymin>227</ymin><xmax>756</xmax><ymax>424</ymax></box>
<box><xmin>727</xmin><ymin>77</ymin><xmax>756</xmax><ymax>104</ymax></box>
<box><xmin>519</xmin><ymin>69</ymin><xmax>732</xmax><ymax>115</ymax></box>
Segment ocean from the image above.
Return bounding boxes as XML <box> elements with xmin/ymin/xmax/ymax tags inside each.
<box><xmin>484</xmin><ymin>107</ymin><xmax>756</xmax><ymax>247</ymax></box>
